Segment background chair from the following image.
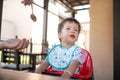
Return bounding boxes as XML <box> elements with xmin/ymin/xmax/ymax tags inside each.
<box><xmin>0</xmin><ymin>49</ymin><xmax>33</xmax><ymax>71</ymax></box>
<box><xmin>43</xmin><ymin>48</ymin><xmax>94</xmax><ymax>80</ymax></box>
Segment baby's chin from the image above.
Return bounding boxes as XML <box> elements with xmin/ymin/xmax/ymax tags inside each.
<box><xmin>66</xmin><ymin>40</ymin><xmax>76</xmax><ymax>45</ymax></box>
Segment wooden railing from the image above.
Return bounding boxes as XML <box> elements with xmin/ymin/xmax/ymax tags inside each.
<box><xmin>0</xmin><ymin>49</ymin><xmax>47</xmax><ymax>72</ymax></box>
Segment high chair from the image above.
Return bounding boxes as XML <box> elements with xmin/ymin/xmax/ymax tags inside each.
<box><xmin>44</xmin><ymin>48</ymin><xmax>93</xmax><ymax>80</ymax></box>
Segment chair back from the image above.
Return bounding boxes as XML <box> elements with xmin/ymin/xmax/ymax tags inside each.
<box><xmin>73</xmin><ymin>48</ymin><xmax>93</xmax><ymax>79</ymax></box>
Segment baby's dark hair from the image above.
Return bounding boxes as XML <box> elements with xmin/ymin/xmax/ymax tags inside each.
<box><xmin>58</xmin><ymin>18</ymin><xmax>81</xmax><ymax>42</ymax></box>
<box><xmin>58</xmin><ymin>18</ymin><xmax>81</xmax><ymax>34</ymax></box>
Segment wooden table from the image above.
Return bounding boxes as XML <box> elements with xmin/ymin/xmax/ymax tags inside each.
<box><xmin>0</xmin><ymin>69</ymin><xmax>75</xmax><ymax>80</ymax></box>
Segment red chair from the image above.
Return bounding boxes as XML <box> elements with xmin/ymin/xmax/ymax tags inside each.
<box><xmin>44</xmin><ymin>48</ymin><xmax>93</xmax><ymax>80</ymax></box>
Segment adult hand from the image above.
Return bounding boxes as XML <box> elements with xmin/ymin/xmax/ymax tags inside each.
<box><xmin>21</xmin><ymin>0</ymin><xmax>33</xmax><ymax>6</ymax></box>
<box><xmin>2</xmin><ymin>39</ymin><xmax>21</xmax><ymax>49</ymax></box>
<box><xmin>1</xmin><ymin>38</ymin><xmax>29</xmax><ymax>50</ymax></box>
<box><xmin>13</xmin><ymin>38</ymin><xmax>26</xmax><ymax>50</ymax></box>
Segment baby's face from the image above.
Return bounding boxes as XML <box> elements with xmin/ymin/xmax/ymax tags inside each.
<box><xmin>59</xmin><ymin>22</ymin><xmax>79</xmax><ymax>45</ymax></box>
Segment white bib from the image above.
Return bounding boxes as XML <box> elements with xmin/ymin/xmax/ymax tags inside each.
<box><xmin>47</xmin><ymin>44</ymin><xmax>78</xmax><ymax>70</ymax></box>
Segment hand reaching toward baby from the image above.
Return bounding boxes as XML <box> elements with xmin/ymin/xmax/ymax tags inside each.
<box><xmin>0</xmin><ymin>38</ymin><xmax>29</xmax><ymax>50</ymax></box>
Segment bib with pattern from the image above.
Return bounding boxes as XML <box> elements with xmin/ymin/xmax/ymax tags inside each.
<box><xmin>47</xmin><ymin>44</ymin><xmax>78</xmax><ymax>70</ymax></box>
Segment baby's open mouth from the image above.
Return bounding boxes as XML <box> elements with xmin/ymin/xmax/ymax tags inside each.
<box><xmin>70</xmin><ymin>35</ymin><xmax>75</xmax><ymax>39</ymax></box>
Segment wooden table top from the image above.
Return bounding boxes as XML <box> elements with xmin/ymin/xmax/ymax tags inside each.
<box><xmin>0</xmin><ymin>69</ymin><xmax>74</xmax><ymax>80</ymax></box>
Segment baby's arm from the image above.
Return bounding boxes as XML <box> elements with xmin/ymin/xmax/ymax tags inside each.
<box><xmin>35</xmin><ymin>61</ymin><xmax>49</xmax><ymax>74</ymax></box>
<box><xmin>62</xmin><ymin>47</ymin><xmax>82</xmax><ymax>78</ymax></box>
<box><xmin>61</xmin><ymin>60</ymin><xmax>80</xmax><ymax>78</ymax></box>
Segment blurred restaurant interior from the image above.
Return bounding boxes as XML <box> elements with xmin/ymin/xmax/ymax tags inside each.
<box><xmin>0</xmin><ymin>0</ymin><xmax>120</xmax><ymax>80</ymax></box>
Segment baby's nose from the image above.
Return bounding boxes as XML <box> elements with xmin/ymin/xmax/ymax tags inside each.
<box><xmin>71</xmin><ymin>29</ymin><xmax>75</xmax><ymax>33</ymax></box>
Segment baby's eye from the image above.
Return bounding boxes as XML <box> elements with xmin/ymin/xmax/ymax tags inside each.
<box><xmin>66</xmin><ymin>27</ymin><xmax>70</xmax><ymax>30</ymax></box>
<box><xmin>74</xmin><ymin>29</ymin><xmax>78</xmax><ymax>31</ymax></box>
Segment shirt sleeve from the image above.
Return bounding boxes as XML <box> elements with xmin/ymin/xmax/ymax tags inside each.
<box><xmin>72</xmin><ymin>47</ymin><xmax>83</xmax><ymax>64</ymax></box>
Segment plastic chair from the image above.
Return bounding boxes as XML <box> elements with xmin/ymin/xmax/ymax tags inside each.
<box><xmin>44</xmin><ymin>48</ymin><xmax>93</xmax><ymax>80</ymax></box>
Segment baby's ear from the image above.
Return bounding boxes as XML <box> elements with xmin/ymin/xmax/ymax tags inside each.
<box><xmin>58</xmin><ymin>32</ymin><xmax>62</xmax><ymax>38</ymax></box>
<box><xmin>58</xmin><ymin>32</ymin><xmax>62</xmax><ymax>42</ymax></box>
